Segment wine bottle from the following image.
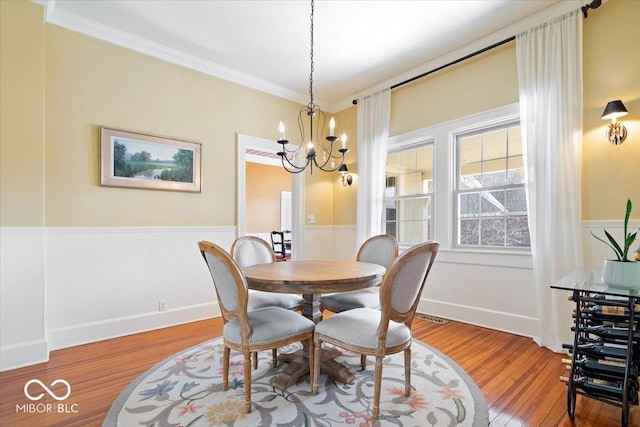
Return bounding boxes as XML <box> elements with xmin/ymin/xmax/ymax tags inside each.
<box><xmin>559</xmin><ymin>376</ymin><xmax>639</xmax><ymax>405</ymax></box>
<box><xmin>562</xmin><ymin>343</ymin><xmax>640</xmax><ymax>366</ymax></box>
<box><xmin>581</xmin><ymin>305</ymin><xmax>640</xmax><ymax>320</ymax></box>
<box><xmin>562</xmin><ymin>357</ymin><xmax>638</xmax><ymax>379</ymax></box>
<box><xmin>571</xmin><ymin>325</ymin><xmax>640</xmax><ymax>350</ymax></box>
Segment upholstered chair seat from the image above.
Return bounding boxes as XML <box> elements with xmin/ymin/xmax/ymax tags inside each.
<box><xmin>198</xmin><ymin>241</ymin><xmax>315</xmax><ymax>414</ymax></box>
<box><xmin>313</xmin><ymin>241</ymin><xmax>439</xmax><ymax>419</ymax></box>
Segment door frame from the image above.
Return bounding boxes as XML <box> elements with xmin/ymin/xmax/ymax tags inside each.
<box><xmin>237</xmin><ymin>133</ymin><xmax>303</xmax><ymax>259</ymax></box>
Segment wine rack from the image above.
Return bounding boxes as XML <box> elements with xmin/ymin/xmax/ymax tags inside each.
<box><xmin>562</xmin><ymin>288</ymin><xmax>639</xmax><ymax>427</ymax></box>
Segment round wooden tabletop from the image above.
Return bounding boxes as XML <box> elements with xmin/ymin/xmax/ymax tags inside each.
<box><xmin>242</xmin><ymin>260</ymin><xmax>386</xmax><ymax>294</ymax></box>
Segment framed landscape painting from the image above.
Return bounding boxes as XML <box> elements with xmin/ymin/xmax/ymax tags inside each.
<box><xmin>100</xmin><ymin>127</ymin><xmax>202</xmax><ymax>192</ymax></box>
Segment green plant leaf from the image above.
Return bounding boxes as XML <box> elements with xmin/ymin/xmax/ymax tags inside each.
<box><xmin>604</xmin><ymin>229</ymin><xmax>624</xmax><ymax>261</ymax></box>
<box><xmin>591</xmin><ymin>231</ymin><xmax>620</xmax><ymax>260</ymax></box>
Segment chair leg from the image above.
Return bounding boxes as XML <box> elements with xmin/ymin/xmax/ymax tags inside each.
<box><xmin>360</xmin><ymin>354</ymin><xmax>367</xmax><ymax>370</ymax></box>
<box><xmin>373</xmin><ymin>355</ymin><xmax>383</xmax><ymax>419</ymax></box>
<box><xmin>308</xmin><ymin>336</ymin><xmax>315</xmax><ymax>392</ymax></box>
<box><xmin>404</xmin><ymin>347</ymin><xmax>411</xmax><ymax>396</ymax></box>
<box><xmin>272</xmin><ymin>348</ymin><xmax>278</xmax><ymax>366</ymax></box>
<box><xmin>243</xmin><ymin>351</ymin><xmax>252</xmax><ymax>413</ymax></box>
<box><xmin>223</xmin><ymin>346</ymin><xmax>230</xmax><ymax>391</ymax></box>
<box><xmin>312</xmin><ymin>338</ymin><xmax>321</xmax><ymax>395</ymax></box>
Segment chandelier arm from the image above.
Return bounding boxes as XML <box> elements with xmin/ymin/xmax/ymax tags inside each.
<box><xmin>280</xmin><ymin>154</ymin><xmax>310</xmax><ymax>174</ymax></box>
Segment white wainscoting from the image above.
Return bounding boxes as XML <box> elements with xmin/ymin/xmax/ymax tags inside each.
<box><xmin>0</xmin><ymin>228</ymin><xmax>48</xmax><ymax>371</ymax></box>
<box><xmin>44</xmin><ymin>226</ymin><xmax>235</xmax><ymax>351</ymax></box>
<box><xmin>2</xmin><ymin>221</ymin><xmax>636</xmax><ymax>371</ymax></box>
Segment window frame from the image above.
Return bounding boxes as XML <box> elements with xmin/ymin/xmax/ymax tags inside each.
<box><xmin>451</xmin><ymin>118</ymin><xmax>530</xmax><ymax>252</ymax></box>
<box><xmin>386</xmin><ymin>102</ymin><xmax>531</xmax><ymax>259</ymax></box>
<box><xmin>383</xmin><ymin>138</ymin><xmax>435</xmax><ymax>248</ymax></box>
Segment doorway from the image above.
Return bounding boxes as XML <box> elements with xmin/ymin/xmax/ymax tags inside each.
<box><xmin>237</xmin><ymin>134</ymin><xmax>303</xmax><ymax>259</ymax></box>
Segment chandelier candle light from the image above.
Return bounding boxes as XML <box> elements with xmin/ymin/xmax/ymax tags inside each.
<box><xmin>277</xmin><ymin>0</ymin><xmax>348</xmax><ymax>174</ymax></box>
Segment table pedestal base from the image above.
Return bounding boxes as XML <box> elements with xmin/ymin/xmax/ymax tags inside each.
<box><xmin>273</xmin><ymin>348</ymin><xmax>356</xmax><ymax>389</ymax></box>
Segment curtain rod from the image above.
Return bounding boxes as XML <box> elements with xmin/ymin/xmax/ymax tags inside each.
<box><xmin>351</xmin><ymin>0</ymin><xmax>601</xmax><ymax>105</ymax></box>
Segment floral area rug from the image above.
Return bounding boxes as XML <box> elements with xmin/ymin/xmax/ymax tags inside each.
<box><xmin>104</xmin><ymin>337</ymin><xmax>488</xmax><ymax>426</ymax></box>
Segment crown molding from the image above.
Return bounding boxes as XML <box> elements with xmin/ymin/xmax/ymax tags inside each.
<box><xmin>41</xmin><ymin>2</ymin><xmax>309</xmax><ymax>106</ymax></box>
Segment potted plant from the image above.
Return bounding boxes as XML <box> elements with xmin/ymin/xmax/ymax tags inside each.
<box><xmin>591</xmin><ymin>198</ymin><xmax>640</xmax><ymax>288</ymax></box>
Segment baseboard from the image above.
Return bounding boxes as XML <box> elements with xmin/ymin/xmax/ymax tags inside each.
<box><xmin>47</xmin><ymin>302</ymin><xmax>221</xmax><ymax>351</ymax></box>
<box><xmin>0</xmin><ymin>339</ymin><xmax>49</xmax><ymax>372</ymax></box>
<box><xmin>418</xmin><ymin>298</ymin><xmax>539</xmax><ymax>339</ymax></box>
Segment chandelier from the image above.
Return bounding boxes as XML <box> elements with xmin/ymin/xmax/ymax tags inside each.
<box><xmin>277</xmin><ymin>0</ymin><xmax>348</xmax><ymax>174</ymax></box>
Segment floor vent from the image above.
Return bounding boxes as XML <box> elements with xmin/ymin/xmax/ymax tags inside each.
<box><xmin>417</xmin><ymin>314</ymin><xmax>448</xmax><ymax>324</ymax></box>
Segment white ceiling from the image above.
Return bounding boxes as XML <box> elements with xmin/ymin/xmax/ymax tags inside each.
<box><xmin>43</xmin><ymin>0</ymin><xmax>581</xmax><ymax>111</ymax></box>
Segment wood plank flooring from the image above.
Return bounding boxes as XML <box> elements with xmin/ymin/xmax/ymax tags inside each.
<box><xmin>1</xmin><ymin>316</ymin><xmax>637</xmax><ymax>426</ymax></box>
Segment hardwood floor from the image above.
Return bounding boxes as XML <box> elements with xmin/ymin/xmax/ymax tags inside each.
<box><xmin>1</xmin><ymin>316</ymin><xmax>637</xmax><ymax>426</ymax></box>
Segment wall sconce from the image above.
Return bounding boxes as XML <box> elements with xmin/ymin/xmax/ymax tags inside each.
<box><xmin>601</xmin><ymin>99</ymin><xmax>628</xmax><ymax>146</ymax></box>
<box><xmin>338</xmin><ymin>164</ymin><xmax>353</xmax><ymax>186</ymax></box>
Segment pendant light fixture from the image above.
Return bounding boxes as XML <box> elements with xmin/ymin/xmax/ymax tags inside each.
<box><xmin>276</xmin><ymin>0</ymin><xmax>348</xmax><ymax>174</ymax></box>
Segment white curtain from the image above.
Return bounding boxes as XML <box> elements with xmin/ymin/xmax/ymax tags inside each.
<box><xmin>516</xmin><ymin>10</ymin><xmax>584</xmax><ymax>352</ymax></box>
<box><xmin>356</xmin><ymin>90</ymin><xmax>391</xmax><ymax>248</ymax></box>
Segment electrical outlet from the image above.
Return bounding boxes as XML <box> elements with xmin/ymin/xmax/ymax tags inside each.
<box><xmin>159</xmin><ymin>300</ymin><xmax>168</xmax><ymax>312</ymax></box>
<box><xmin>307</xmin><ymin>214</ymin><xmax>315</xmax><ymax>224</ymax></box>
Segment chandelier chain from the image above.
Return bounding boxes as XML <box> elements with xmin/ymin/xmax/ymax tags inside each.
<box><xmin>308</xmin><ymin>0</ymin><xmax>314</xmax><ymax>108</ymax></box>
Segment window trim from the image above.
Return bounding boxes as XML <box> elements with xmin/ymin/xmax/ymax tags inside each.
<box><xmin>384</xmin><ymin>138</ymin><xmax>435</xmax><ymax>247</ymax></box>
<box><xmin>387</xmin><ymin>102</ymin><xmax>530</xmax><ymax>258</ymax></box>
<box><xmin>451</xmin><ymin>117</ymin><xmax>530</xmax><ymax>251</ymax></box>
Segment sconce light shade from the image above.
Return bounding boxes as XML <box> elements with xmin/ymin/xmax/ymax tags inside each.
<box><xmin>601</xmin><ymin>99</ymin><xmax>629</xmax><ymax>146</ymax></box>
<box><xmin>601</xmin><ymin>100</ymin><xmax>628</xmax><ymax>121</ymax></box>
<box><xmin>338</xmin><ymin>164</ymin><xmax>353</xmax><ymax>186</ymax></box>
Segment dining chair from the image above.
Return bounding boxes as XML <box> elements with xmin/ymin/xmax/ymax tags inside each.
<box><xmin>312</xmin><ymin>241</ymin><xmax>439</xmax><ymax>419</ymax></box>
<box><xmin>198</xmin><ymin>241</ymin><xmax>316</xmax><ymax>414</ymax></box>
<box><xmin>231</xmin><ymin>236</ymin><xmax>304</xmax><ymax>312</ymax></box>
<box><xmin>231</xmin><ymin>236</ymin><xmax>305</xmax><ymax>368</ymax></box>
<box><xmin>270</xmin><ymin>230</ymin><xmax>291</xmax><ymax>261</ymax></box>
<box><xmin>321</xmin><ymin>234</ymin><xmax>398</xmax><ymax>313</ymax></box>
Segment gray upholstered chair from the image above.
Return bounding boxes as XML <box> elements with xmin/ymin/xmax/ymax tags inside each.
<box><xmin>321</xmin><ymin>234</ymin><xmax>398</xmax><ymax>313</ymax></box>
<box><xmin>231</xmin><ymin>236</ymin><xmax>304</xmax><ymax>311</ymax></box>
<box><xmin>312</xmin><ymin>241</ymin><xmax>439</xmax><ymax>419</ymax></box>
<box><xmin>231</xmin><ymin>236</ymin><xmax>305</xmax><ymax>368</ymax></box>
<box><xmin>198</xmin><ymin>241</ymin><xmax>315</xmax><ymax>414</ymax></box>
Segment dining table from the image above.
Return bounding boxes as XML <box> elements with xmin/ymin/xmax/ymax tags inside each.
<box><xmin>242</xmin><ymin>259</ymin><xmax>386</xmax><ymax>389</ymax></box>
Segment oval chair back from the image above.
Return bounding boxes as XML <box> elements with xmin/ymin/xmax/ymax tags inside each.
<box><xmin>231</xmin><ymin>236</ymin><xmax>276</xmax><ymax>268</ymax></box>
<box><xmin>357</xmin><ymin>234</ymin><xmax>399</xmax><ymax>270</ymax></box>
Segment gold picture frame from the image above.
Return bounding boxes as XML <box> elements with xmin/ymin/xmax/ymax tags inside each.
<box><xmin>100</xmin><ymin>127</ymin><xmax>202</xmax><ymax>192</ymax></box>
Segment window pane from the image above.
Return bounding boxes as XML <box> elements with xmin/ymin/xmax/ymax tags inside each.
<box><xmin>398</xmin><ymin>220</ymin><xmax>414</xmax><ymax>243</ymax></box>
<box><xmin>480</xmin><ymin>190</ymin><xmax>505</xmax><ymax>216</ymax></box>
<box><xmin>459</xmin><ymin>193</ymin><xmax>479</xmax><ymax>218</ymax></box>
<box><xmin>384</xmin><ymin>142</ymin><xmax>433</xmax><ymax>246</ymax></box>
<box><xmin>398</xmin><ymin>199</ymin><xmax>415</xmax><ymax>221</ymax></box>
<box><xmin>481</xmin><ymin>218</ymin><xmax>505</xmax><ymax>246</ymax></box>
<box><xmin>506</xmin><ymin>216</ymin><xmax>530</xmax><ymax>247</ymax></box>
<box><xmin>507</xmin><ymin>155</ymin><xmax>525</xmax><ymax>184</ymax></box>
<box><xmin>386</xmin><ymin>152</ymin><xmax>400</xmax><ymax>176</ymax></box>
<box><xmin>506</xmin><ymin>188</ymin><xmax>527</xmax><ymax>213</ymax></box>
<box><xmin>454</xmin><ymin>122</ymin><xmax>529</xmax><ymax>249</ymax></box>
<box><xmin>460</xmin><ymin>219</ymin><xmax>479</xmax><ymax>245</ymax></box>
<box><xmin>459</xmin><ymin>135</ymin><xmax>482</xmax><ymax>189</ymax></box>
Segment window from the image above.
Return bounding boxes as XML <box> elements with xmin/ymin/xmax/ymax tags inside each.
<box><xmin>384</xmin><ymin>144</ymin><xmax>433</xmax><ymax>245</ymax></box>
<box><xmin>454</xmin><ymin>123</ymin><xmax>530</xmax><ymax>248</ymax></box>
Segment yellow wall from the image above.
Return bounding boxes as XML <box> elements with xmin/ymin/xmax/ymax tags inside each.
<box><xmin>332</xmin><ymin>105</ymin><xmax>358</xmax><ymax>225</ymax></box>
<box><xmin>342</xmin><ymin>0</ymin><xmax>638</xmax><ymax>222</ymax></box>
<box><xmin>42</xmin><ymin>24</ymin><xmax>302</xmax><ymax>227</ymax></box>
<box><xmin>1</xmin><ymin>1</ymin><xmax>45</xmax><ymax>227</ymax></box>
<box><xmin>2</xmin><ymin>1</ymin><xmax>638</xmax><ymax>229</ymax></box>
<box><xmin>390</xmin><ymin>42</ymin><xmax>519</xmax><ymax>135</ymax></box>
<box><xmin>246</xmin><ymin>162</ymin><xmax>291</xmax><ymax>232</ymax></box>
<box><xmin>582</xmin><ymin>0</ymin><xmax>640</xmax><ymax>220</ymax></box>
